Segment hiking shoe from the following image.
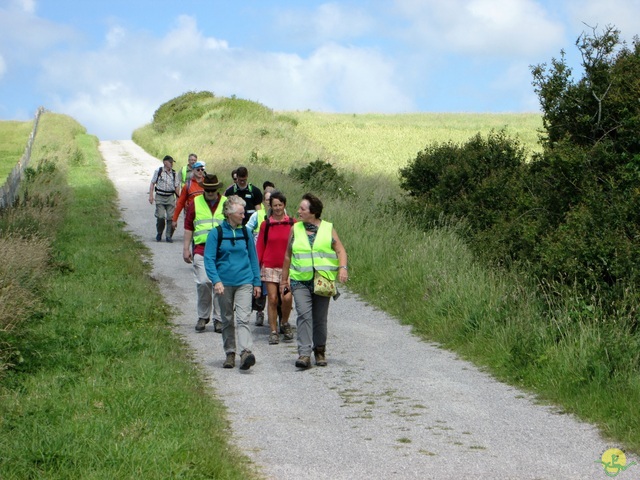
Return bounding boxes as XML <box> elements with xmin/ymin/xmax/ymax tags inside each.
<box><xmin>223</xmin><ymin>353</ymin><xmax>235</xmax><ymax>369</ymax></box>
<box><xmin>314</xmin><ymin>346</ymin><xmax>327</xmax><ymax>367</ymax></box>
<box><xmin>213</xmin><ymin>319</ymin><xmax>222</xmax><ymax>333</ymax></box>
<box><xmin>166</xmin><ymin>237</ymin><xmax>173</xmax><ymax>243</ymax></box>
<box><xmin>255</xmin><ymin>311</ymin><xmax>264</xmax><ymax>326</ymax></box>
<box><xmin>268</xmin><ymin>332</ymin><xmax>280</xmax><ymax>345</ymax></box>
<box><xmin>295</xmin><ymin>356</ymin><xmax>311</xmax><ymax>369</ymax></box>
<box><xmin>239</xmin><ymin>350</ymin><xmax>256</xmax><ymax>370</ymax></box>
<box><xmin>281</xmin><ymin>323</ymin><xmax>294</xmax><ymax>341</ymax></box>
<box><xmin>156</xmin><ymin>233</ymin><xmax>162</xmax><ymax>242</ymax></box>
<box><xmin>195</xmin><ymin>317</ymin><xmax>209</xmax><ymax>332</ymax></box>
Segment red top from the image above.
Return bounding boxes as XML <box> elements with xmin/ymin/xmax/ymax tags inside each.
<box><xmin>256</xmin><ymin>215</ymin><xmax>296</xmax><ymax>268</ymax></box>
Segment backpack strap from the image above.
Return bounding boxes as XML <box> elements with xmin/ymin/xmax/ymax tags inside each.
<box><xmin>216</xmin><ymin>224</ymin><xmax>250</xmax><ymax>256</ymax></box>
<box><xmin>263</xmin><ymin>217</ymin><xmax>294</xmax><ymax>246</ymax></box>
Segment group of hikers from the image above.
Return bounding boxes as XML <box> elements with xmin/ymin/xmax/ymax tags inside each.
<box><xmin>148</xmin><ymin>153</ymin><xmax>349</xmax><ymax>371</ymax></box>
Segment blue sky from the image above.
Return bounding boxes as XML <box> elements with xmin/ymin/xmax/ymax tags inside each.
<box><xmin>1</xmin><ymin>0</ymin><xmax>638</xmax><ymax>140</ymax></box>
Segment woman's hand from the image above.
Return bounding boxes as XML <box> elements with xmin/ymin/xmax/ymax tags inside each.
<box><xmin>337</xmin><ymin>268</ymin><xmax>348</xmax><ymax>284</ymax></box>
<box><xmin>214</xmin><ymin>282</ymin><xmax>224</xmax><ymax>295</ymax></box>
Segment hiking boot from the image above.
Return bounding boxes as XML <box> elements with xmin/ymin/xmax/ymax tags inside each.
<box><xmin>223</xmin><ymin>353</ymin><xmax>235</xmax><ymax>369</ymax></box>
<box><xmin>281</xmin><ymin>322</ymin><xmax>294</xmax><ymax>341</ymax></box>
<box><xmin>268</xmin><ymin>331</ymin><xmax>280</xmax><ymax>345</ymax></box>
<box><xmin>239</xmin><ymin>350</ymin><xmax>256</xmax><ymax>370</ymax></box>
<box><xmin>213</xmin><ymin>319</ymin><xmax>222</xmax><ymax>333</ymax></box>
<box><xmin>295</xmin><ymin>356</ymin><xmax>311</xmax><ymax>369</ymax></box>
<box><xmin>166</xmin><ymin>237</ymin><xmax>173</xmax><ymax>243</ymax></box>
<box><xmin>155</xmin><ymin>233</ymin><xmax>162</xmax><ymax>242</ymax></box>
<box><xmin>313</xmin><ymin>346</ymin><xmax>327</xmax><ymax>367</ymax></box>
<box><xmin>195</xmin><ymin>317</ymin><xmax>209</xmax><ymax>332</ymax></box>
<box><xmin>255</xmin><ymin>311</ymin><xmax>264</xmax><ymax>326</ymax></box>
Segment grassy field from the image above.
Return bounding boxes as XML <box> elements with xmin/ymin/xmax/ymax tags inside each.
<box><xmin>0</xmin><ymin>113</ymin><xmax>258</xmax><ymax>479</ymax></box>
<box><xmin>287</xmin><ymin>111</ymin><xmax>542</xmax><ymax>179</ymax></box>
<box><xmin>0</xmin><ymin>120</ymin><xmax>33</xmax><ymax>183</ymax></box>
<box><xmin>2</xmin><ymin>92</ymin><xmax>637</xmax><ymax>479</ymax></box>
<box><xmin>134</xmin><ymin>94</ymin><xmax>639</xmax><ymax>454</ymax></box>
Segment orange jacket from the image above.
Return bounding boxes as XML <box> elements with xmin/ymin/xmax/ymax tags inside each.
<box><xmin>172</xmin><ymin>179</ymin><xmax>204</xmax><ymax>222</ymax></box>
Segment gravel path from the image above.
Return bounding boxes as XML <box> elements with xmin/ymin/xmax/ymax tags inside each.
<box><xmin>101</xmin><ymin>140</ymin><xmax>611</xmax><ymax>479</ymax></box>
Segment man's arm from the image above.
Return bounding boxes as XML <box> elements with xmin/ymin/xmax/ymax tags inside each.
<box><xmin>148</xmin><ymin>181</ymin><xmax>155</xmax><ymax>204</ymax></box>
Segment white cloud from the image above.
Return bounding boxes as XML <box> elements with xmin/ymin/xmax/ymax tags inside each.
<box><xmin>10</xmin><ymin>0</ymin><xmax>35</xmax><ymax>14</ymax></box>
<box><xmin>276</xmin><ymin>2</ymin><xmax>375</xmax><ymax>43</ymax></box>
<box><xmin>0</xmin><ymin>1</ymin><xmax>77</xmax><ymax>63</ymax></box>
<box><xmin>50</xmin><ymin>89</ymin><xmax>157</xmax><ymax>141</ymax></box>
<box><xmin>160</xmin><ymin>15</ymin><xmax>228</xmax><ymax>55</ymax></box>
<box><xmin>393</xmin><ymin>0</ymin><xmax>565</xmax><ymax>57</ymax></box>
<box><xmin>38</xmin><ymin>14</ymin><xmax>410</xmax><ymax>139</ymax></box>
<box><xmin>225</xmin><ymin>44</ymin><xmax>413</xmax><ymax>113</ymax></box>
<box><xmin>105</xmin><ymin>26</ymin><xmax>126</xmax><ymax>49</ymax></box>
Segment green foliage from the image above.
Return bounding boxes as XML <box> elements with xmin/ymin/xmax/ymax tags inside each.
<box><xmin>399</xmin><ymin>130</ymin><xmax>527</xmax><ymax>233</ymax></box>
<box><xmin>531</xmin><ymin>25</ymin><xmax>640</xmax><ymax>154</ymax></box>
<box><xmin>289</xmin><ymin>159</ymin><xmax>357</xmax><ymax>199</ymax></box>
<box><xmin>400</xmin><ymin>26</ymin><xmax>640</xmax><ymax>326</ymax></box>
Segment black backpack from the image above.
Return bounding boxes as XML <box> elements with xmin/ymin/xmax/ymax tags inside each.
<box><xmin>216</xmin><ymin>224</ymin><xmax>250</xmax><ymax>256</ymax></box>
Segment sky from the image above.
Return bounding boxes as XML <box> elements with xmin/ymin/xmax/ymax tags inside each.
<box><xmin>1</xmin><ymin>0</ymin><xmax>639</xmax><ymax>140</ymax></box>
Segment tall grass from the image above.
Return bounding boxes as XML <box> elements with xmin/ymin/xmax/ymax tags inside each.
<box><xmin>0</xmin><ymin>113</ymin><xmax>257</xmax><ymax>479</ymax></box>
<box><xmin>133</xmin><ymin>93</ymin><xmax>639</xmax><ymax>453</ymax></box>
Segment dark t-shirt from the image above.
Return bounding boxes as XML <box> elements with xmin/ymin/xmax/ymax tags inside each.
<box><xmin>224</xmin><ymin>183</ymin><xmax>263</xmax><ymax>225</ymax></box>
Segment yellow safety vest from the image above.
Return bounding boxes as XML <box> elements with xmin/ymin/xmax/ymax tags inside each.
<box><xmin>290</xmin><ymin>221</ymin><xmax>338</xmax><ymax>281</ymax></box>
<box><xmin>193</xmin><ymin>194</ymin><xmax>226</xmax><ymax>244</ymax></box>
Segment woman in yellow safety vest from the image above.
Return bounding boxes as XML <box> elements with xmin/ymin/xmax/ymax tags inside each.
<box><xmin>280</xmin><ymin>193</ymin><xmax>348</xmax><ymax>369</ymax></box>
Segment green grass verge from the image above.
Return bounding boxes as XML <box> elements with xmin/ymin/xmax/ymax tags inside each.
<box><xmin>0</xmin><ymin>113</ymin><xmax>257</xmax><ymax>479</ymax></box>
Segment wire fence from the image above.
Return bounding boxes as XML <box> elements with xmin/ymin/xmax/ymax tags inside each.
<box><xmin>0</xmin><ymin>107</ymin><xmax>45</xmax><ymax>210</ymax></box>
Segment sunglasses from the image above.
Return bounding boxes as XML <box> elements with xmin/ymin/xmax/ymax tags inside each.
<box><xmin>195</xmin><ymin>168</ymin><xmax>205</xmax><ymax>172</ymax></box>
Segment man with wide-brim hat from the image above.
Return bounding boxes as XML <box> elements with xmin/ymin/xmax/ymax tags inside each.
<box><xmin>183</xmin><ymin>173</ymin><xmax>227</xmax><ymax>333</ymax></box>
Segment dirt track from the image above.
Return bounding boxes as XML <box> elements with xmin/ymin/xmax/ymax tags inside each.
<box><xmin>101</xmin><ymin>139</ymin><xmax>611</xmax><ymax>479</ymax></box>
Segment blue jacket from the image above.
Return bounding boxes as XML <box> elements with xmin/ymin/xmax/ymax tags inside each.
<box><xmin>203</xmin><ymin>220</ymin><xmax>261</xmax><ymax>287</ymax></box>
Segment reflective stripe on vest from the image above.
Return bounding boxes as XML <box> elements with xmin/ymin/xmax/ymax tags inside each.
<box><xmin>290</xmin><ymin>221</ymin><xmax>338</xmax><ymax>281</ymax></box>
<box><xmin>193</xmin><ymin>194</ymin><xmax>226</xmax><ymax>244</ymax></box>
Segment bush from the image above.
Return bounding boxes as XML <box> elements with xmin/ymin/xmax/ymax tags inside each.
<box><xmin>289</xmin><ymin>159</ymin><xmax>357</xmax><ymax>199</ymax></box>
<box><xmin>399</xmin><ymin>129</ymin><xmax>527</xmax><ymax>235</ymax></box>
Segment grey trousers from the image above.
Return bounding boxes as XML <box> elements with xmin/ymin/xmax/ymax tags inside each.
<box><xmin>218</xmin><ymin>284</ymin><xmax>254</xmax><ymax>355</ymax></box>
<box><xmin>292</xmin><ymin>284</ymin><xmax>331</xmax><ymax>357</ymax></box>
<box><xmin>193</xmin><ymin>254</ymin><xmax>221</xmax><ymax>321</ymax></box>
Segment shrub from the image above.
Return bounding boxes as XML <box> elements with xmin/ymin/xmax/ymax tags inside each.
<box><xmin>399</xmin><ymin>129</ymin><xmax>527</xmax><ymax>234</ymax></box>
<box><xmin>289</xmin><ymin>159</ymin><xmax>357</xmax><ymax>199</ymax></box>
